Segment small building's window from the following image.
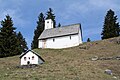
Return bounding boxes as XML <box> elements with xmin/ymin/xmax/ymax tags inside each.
<box><xmin>47</xmin><ymin>21</ymin><xmax>49</xmax><ymax>23</ymax></box>
<box><xmin>53</xmin><ymin>39</ymin><xmax>55</xmax><ymax>42</ymax></box>
<box><xmin>70</xmin><ymin>36</ymin><xmax>71</xmax><ymax>40</ymax></box>
<box><xmin>29</xmin><ymin>57</ymin><xmax>30</xmax><ymax>59</ymax></box>
<box><xmin>32</xmin><ymin>56</ymin><xmax>34</xmax><ymax>60</ymax></box>
<box><xmin>24</xmin><ymin>57</ymin><xmax>26</xmax><ymax>61</ymax></box>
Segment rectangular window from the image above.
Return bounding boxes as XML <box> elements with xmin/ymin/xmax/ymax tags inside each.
<box><xmin>53</xmin><ymin>39</ymin><xmax>55</xmax><ymax>42</ymax></box>
<box><xmin>24</xmin><ymin>57</ymin><xmax>26</xmax><ymax>61</ymax></box>
<box><xmin>70</xmin><ymin>36</ymin><xmax>71</xmax><ymax>40</ymax></box>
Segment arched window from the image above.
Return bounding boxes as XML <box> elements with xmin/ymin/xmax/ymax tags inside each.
<box><xmin>24</xmin><ymin>57</ymin><xmax>26</xmax><ymax>61</ymax></box>
<box><xmin>32</xmin><ymin>56</ymin><xmax>34</xmax><ymax>60</ymax></box>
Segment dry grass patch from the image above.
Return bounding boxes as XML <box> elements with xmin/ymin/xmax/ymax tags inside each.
<box><xmin>0</xmin><ymin>37</ymin><xmax>120</xmax><ymax>80</ymax></box>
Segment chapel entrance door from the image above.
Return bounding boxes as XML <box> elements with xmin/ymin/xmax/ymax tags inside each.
<box><xmin>42</xmin><ymin>40</ymin><xmax>46</xmax><ymax>48</ymax></box>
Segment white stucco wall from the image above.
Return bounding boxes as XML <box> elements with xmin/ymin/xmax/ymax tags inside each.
<box><xmin>38</xmin><ymin>33</ymin><xmax>82</xmax><ymax>49</ymax></box>
<box><xmin>20</xmin><ymin>51</ymin><xmax>43</xmax><ymax>65</ymax></box>
<box><xmin>39</xmin><ymin>40</ymin><xmax>43</xmax><ymax>48</ymax></box>
<box><xmin>78</xmin><ymin>29</ymin><xmax>82</xmax><ymax>44</ymax></box>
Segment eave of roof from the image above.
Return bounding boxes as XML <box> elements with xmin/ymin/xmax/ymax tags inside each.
<box><xmin>39</xmin><ymin>33</ymin><xmax>78</xmax><ymax>40</ymax></box>
<box><xmin>38</xmin><ymin>23</ymin><xmax>81</xmax><ymax>40</ymax></box>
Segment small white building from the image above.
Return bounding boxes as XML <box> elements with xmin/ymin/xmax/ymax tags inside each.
<box><xmin>19</xmin><ymin>50</ymin><xmax>45</xmax><ymax>65</ymax></box>
<box><xmin>38</xmin><ymin>19</ymin><xmax>83</xmax><ymax>49</ymax></box>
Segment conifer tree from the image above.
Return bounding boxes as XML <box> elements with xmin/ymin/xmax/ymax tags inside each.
<box><xmin>0</xmin><ymin>32</ymin><xmax>2</xmax><ymax>55</ymax></box>
<box><xmin>87</xmin><ymin>38</ymin><xmax>91</xmax><ymax>42</ymax></box>
<box><xmin>0</xmin><ymin>15</ymin><xmax>21</xmax><ymax>57</ymax></box>
<box><xmin>101</xmin><ymin>9</ymin><xmax>120</xmax><ymax>39</ymax></box>
<box><xmin>31</xmin><ymin>13</ymin><xmax>45</xmax><ymax>49</ymax></box>
<box><xmin>17</xmin><ymin>32</ymin><xmax>28</xmax><ymax>52</ymax></box>
<box><xmin>58</xmin><ymin>23</ymin><xmax>61</xmax><ymax>27</ymax></box>
<box><xmin>46</xmin><ymin>8</ymin><xmax>56</xmax><ymax>28</ymax></box>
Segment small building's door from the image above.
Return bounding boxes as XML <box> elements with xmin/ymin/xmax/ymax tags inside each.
<box><xmin>27</xmin><ymin>61</ymin><xmax>30</xmax><ymax>65</ymax></box>
<box><xmin>42</xmin><ymin>40</ymin><xmax>46</xmax><ymax>48</ymax></box>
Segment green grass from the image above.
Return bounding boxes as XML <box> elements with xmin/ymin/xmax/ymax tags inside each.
<box><xmin>0</xmin><ymin>37</ymin><xmax>120</xmax><ymax>80</ymax></box>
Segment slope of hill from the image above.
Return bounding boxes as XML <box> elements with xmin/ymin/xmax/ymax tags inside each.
<box><xmin>0</xmin><ymin>37</ymin><xmax>120</xmax><ymax>80</ymax></box>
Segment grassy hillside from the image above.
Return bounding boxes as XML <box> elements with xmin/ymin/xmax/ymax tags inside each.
<box><xmin>0</xmin><ymin>37</ymin><xmax>120</xmax><ymax>80</ymax></box>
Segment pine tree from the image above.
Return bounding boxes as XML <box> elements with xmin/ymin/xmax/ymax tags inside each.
<box><xmin>115</xmin><ymin>19</ymin><xmax>120</xmax><ymax>36</ymax></box>
<box><xmin>0</xmin><ymin>15</ymin><xmax>21</xmax><ymax>57</ymax></box>
<box><xmin>31</xmin><ymin>13</ymin><xmax>45</xmax><ymax>49</ymax></box>
<box><xmin>46</xmin><ymin>8</ymin><xmax>56</xmax><ymax>28</ymax></box>
<box><xmin>57</xmin><ymin>23</ymin><xmax>61</xmax><ymax>27</ymax></box>
<box><xmin>0</xmin><ymin>30</ymin><xmax>2</xmax><ymax>55</ymax></box>
<box><xmin>17</xmin><ymin>32</ymin><xmax>28</xmax><ymax>52</ymax></box>
<box><xmin>87</xmin><ymin>38</ymin><xmax>91</xmax><ymax>42</ymax></box>
<box><xmin>101</xmin><ymin>9</ymin><xmax>120</xmax><ymax>39</ymax></box>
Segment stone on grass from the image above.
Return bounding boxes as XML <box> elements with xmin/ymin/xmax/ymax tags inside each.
<box><xmin>116</xmin><ymin>56</ymin><xmax>120</xmax><ymax>60</ymax></box>
<box><xmin>113</xmin><ymin>76</ymin><xmax>117</xmax><ymax>79</ymax></box>
<box><xmin>104</xmin><ymin>69</ymin><xmax>112</xmax><ymax>75</ymax></box>
<box><xmin>91</xmin><ymin>56</ymin><xmax>98</xmax><ymax>61</ymax></box>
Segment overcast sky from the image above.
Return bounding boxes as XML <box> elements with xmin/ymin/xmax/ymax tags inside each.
<box><xmin>0</xmin><ymin>0</ymin><xmax>120</xmax><ymax>49</ymax></box>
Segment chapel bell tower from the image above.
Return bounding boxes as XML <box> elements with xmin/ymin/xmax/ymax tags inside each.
<box><xmin>45</xmin><ymin>19</ymin><xmax>53</xmax><ymax>30</ymax></box>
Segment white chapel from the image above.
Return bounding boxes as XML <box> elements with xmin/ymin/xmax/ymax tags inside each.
<box><xmin>38</xmin><ymin>19</ymin><xmax>83</xmax><ymax>49</ymax></box>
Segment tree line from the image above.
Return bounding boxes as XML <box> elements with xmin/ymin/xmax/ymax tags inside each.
<box><xmin>0</xmin><ymin>8</ymin><xmax>120</xmax><ymax>57</ymax></box>
<box><xmin>0</xmin><ymin>15</ymin><xmax>28</xmax><ymax>57</ymax></box>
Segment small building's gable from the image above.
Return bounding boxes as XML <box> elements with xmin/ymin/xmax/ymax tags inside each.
<box><xmin>20</xmin><ymin>50</ymin><xmax>44</xmax><ymax>65</ymax></box>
